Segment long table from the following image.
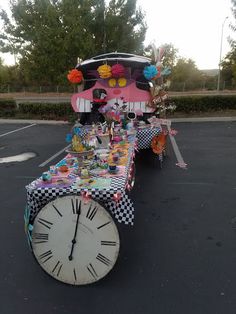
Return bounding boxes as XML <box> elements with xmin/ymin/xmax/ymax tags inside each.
<box><xmin>25</xmin><ymin>125</ymin><xmax>161</xmax><ymax>239</ymax></box>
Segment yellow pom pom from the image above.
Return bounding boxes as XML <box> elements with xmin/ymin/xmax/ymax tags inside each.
<box><xmin>97</xmin><ymin>64</ymin><xmax>112</xmax><ymax>79</ymax></box>
<box><xmin>118</xmin><ymin>77</ymin><xmax>127</xmax><ymax>87</ymax></box>
<box><xmin>108</xmin><ymin>78</ymin><xmax>116</xmax><ymax>87</ymax></box>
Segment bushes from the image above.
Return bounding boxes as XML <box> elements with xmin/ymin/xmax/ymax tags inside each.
<box><xmin>18</xmin><ymin>102</ymin><xmax>74</xmax><ymax>117</ymax></box>
<box><xmin>17</xmin><ymin>102</ymin><xmax>78</xmax><ymax>122</ymax></box>
<box><xmin>0</xmin><ymin>96</ymin><xmax>236</xmax><ymax>120</ymax></box>
<box><xmin>0</xmin><ymin>99</ymin><xmax>17</xmax><ymax>117</ymax></box>
<box><xmin>172</xmin><ymin>95</ymin><xmax>236</xmax><ymax>113</ymax></box>
<box><xmin>0</xmin><ymin>100</ymin><xmax>78</xmax><ymax>121</ymax></box>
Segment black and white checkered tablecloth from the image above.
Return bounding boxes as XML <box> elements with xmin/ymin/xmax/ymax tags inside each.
<box><xmin>137</xmin><ymin>126</ymin><xmax>161</xmax><ymax>149</ymax></box>
<box><xmin>26</xmin><ymin>141</ymin><xmax>136</xmax><ymax>226</ymax></box>
<box><xmin>25</xmin><ymin>126</ymin><xmax>160</xmax><ymax>228</ymax></box>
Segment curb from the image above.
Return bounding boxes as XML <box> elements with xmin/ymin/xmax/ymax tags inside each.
<box><xmin>0</xmin><ymin>119</ymin><xmax>70</xmax><ymax>125</ymax></box>
<box><xmin>1</xmin><ymin>117</ymin><xmax>236</xmax><ymax>125</ymax></box>
<box><xmin>171</xmin><ymin>117</ymin><xmax>236</xmax><ymax>123</ymax></box>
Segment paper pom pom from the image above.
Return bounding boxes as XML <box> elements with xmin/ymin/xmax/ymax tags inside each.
<box><xmin>111</xmin><ymin>64</ymin><xmax>125</xmax><ymax>78</ymax></box>
<box><xmin>118</xmin><ymin>77</ymin><xmax>127</xmax><ymax>87</ymax></box>
<box><xmin>108</xmin><ymin>78</ymin><xmax>116</xmax><ymax>87</ymax></box>
<box><xmin>97</xmin><ymin>64</ymin><xmax>112</xmax><ymax>79</ymax></box>
<box><xmin>67</xmin><ymin>69</ymin><xmax>83</xmax><ymax>84</ymax></box>
<box><xmin>143</xmin><ymin>65</ymin><xmax>158</xmax><ymax>80</ymax></box>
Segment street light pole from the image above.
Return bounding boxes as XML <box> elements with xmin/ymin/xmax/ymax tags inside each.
<box><xmin>217</xmin><ymin>16</ymin><xmax>228</xmax><ymax>92</ymax></box>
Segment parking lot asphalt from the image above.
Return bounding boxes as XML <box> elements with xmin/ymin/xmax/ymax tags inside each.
<box><xmin>1</xmin><ymin>121</ymin><xmax>236</xmax><ymax>314</ymax></box>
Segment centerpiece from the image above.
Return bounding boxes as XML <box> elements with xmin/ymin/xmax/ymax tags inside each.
<box><xmin>65</xmin><ymin>126</ymin><xmax>95</xmax><ymax>158</ymax></box>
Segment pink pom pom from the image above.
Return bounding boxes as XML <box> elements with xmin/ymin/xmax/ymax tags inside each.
<box><xmin>111</xmin><ymin>64</ymin><xmax>125</xmax><ymax>78</ymax></box>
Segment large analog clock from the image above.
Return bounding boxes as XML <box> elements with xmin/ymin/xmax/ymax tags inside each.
<box><xmin>31</xmin><ymin>195</ymin><xmax>120</xmax><ymax>285</ymax></box>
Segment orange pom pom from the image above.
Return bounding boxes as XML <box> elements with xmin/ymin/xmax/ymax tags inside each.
<box><xmin>67</xmin><ymin>69</ymin><xmax>83</xmax><ymax>84</ymax></box>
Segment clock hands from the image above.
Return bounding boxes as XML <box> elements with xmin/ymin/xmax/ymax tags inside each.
<box><xmin>68</xmin><ymin>199</ymin><xmax>81</xmax><ymax>261</ymax></box>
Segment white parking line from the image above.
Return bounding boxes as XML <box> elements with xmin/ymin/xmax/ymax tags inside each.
<box><xmin>0</xmin><ymin>124</ymin><xmax>36</xmax><ymax>138</ymax></box>
<box><xmin>167</xmin><ymin>125</ymin><xmax>187</xmax><ymax>169</ymax></box>
<box><xmin>39</xmin><ymin>145</ymin><xmax>70</xmax><ymax>168</ymax></box>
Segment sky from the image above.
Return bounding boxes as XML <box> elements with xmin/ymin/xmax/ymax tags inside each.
<box><xmin>0</xmin><ymin>0</ymin><xmax>235</xmax><ymax>69</ymax></box>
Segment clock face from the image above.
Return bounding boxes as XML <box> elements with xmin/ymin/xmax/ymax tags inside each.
<box><xmin>31</xmin><ymin>195</ymin><xmax>120</xmax><ymax>285</ymax></box>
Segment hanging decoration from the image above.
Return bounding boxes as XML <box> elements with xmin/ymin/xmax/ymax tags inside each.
<box><xmin>143</xmin><ymin>65</ymin><xmax>158</xmax><ymax>80</ymax></box>
<box><xmin>67</xmin><ymin>69</ymin><xmax>83</xmax><ymax>84</ymax></box>
<box><xmin>111</xmin><ymin>64</ymin><xmax>125</xmax><ymax>78</ymax></box>
<box><xmin>118</xmin><ymin>77</ymin><xmax>127</xmax><ymax>87</ymax></box>
<box><xmin>97</xmin><ymin>64</ymin><xmax>112</xmax><ymax>79</ymax></box>
<box><xmin>142</xmin><ymin>44</ymin><xmax>175</xmax><ymax>116</ymax></box>
<box><xmin>108</xmin><ymin>78</ymin><xmax>117</xmax><ymax>87</ymax></box>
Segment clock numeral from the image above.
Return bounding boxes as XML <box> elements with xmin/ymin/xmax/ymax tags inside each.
<box><xmin>52</xmin><ymin>204</ymin><xmax>62</xmax><ymax>217</ymax></box>
<box><xmin>87</xmin><ymin>263</ymin><xmax>98</xmax><ymax>279</ymax></box>
<box><xmin>33</xmin><ymin>233</ymin><xmax>49</xmax><ymax>243</ymax></box>
<box><xmin>52</xmin><ymin>261</ymin><xmax>63</xmax><ymax>277</ymax></box>
<box><xmin>101</xmin><ymin>241</ymin><xmax>117</xmax><ymax>246</ymax></box>
<box><xmin>96</xmin><ymin>253</ymin><xmax>112</xmax><ymax>266</ymax></box>
<box><xmin>38</xmin><ymin>218</ymin><xmax>53</xmax><ymax>229</ymax></box>
<box><xmin>97</xmin><ymin>221</ymin><xmax>111</xmax><ymax>229</ymax></box>
<box><xmin>73</xmin><ymin>268</ymin><xmax>77</xmax><ymax>281</ymax></box>
<box><xmin>71</xmin><ymin>198</ymin><xmax>81</xmax><ymax>215</ymax></box>
<box><xmin>86</xmin><ymin>205</ymin><xmax>98</xmax><ymax>221</ymax></box>
<box><xmin>39</xmin><ymin>250</ymin><xmax>53</xmax><ymax>263</ymax></box>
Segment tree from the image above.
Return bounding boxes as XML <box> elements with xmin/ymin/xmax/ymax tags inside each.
<box><xmin>161</xmin><ymin>43</ymin><xmax>178</xmax><ymax>68</ymax></box>
<box><xmin>230</xmin><ymin>0</ymin><xmax>236</xmax><ymax>46</ymax></box>
<box><xmin>0</xmin><ymin>0</ymin><xmax>147</xmax><ymax>85</ymax></box>
<box><xmin>144</xmin><ymin>43</ymin><xmax>178</xmax><ymax>68</ymax></box>
<box><xmin>221</xmin><ymin>47</ymin><xmax>236</xmax><ymax>88</ymax></box>
<box><xmin>220</xmin><ymin>0</ymin><xmax>236</xmax><ymax>88</ymax></box>
<box><xmin>171</xmin><ymin>58</ymin><xmax>202</xmax><ymax>90</ymax></box>
<box><xmin>104</xmin><ymin>0</ymin><xmax>147</xmax><ymax>54</ymax></box>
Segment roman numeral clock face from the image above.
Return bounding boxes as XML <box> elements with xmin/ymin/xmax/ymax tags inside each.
<box><xmin>31</xmin><ymin>195</ymin><xmax>120</xmax><ymax>285</ymax></box>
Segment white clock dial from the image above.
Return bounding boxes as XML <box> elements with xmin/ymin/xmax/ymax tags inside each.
<box><xmin>31</xmin><ymin>195</ymin><xmax>120</xmax><ymax>285</ymax></box>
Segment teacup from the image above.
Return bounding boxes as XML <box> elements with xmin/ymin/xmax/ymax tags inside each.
<box><xmin>108</xmin><ymin>164</ymin><xmax>117</xmax><ymax>171</ymax></box>
<box><xmin>42</xmin><ymin>171</ymin><xmax>52</xmax><ymax>183</ymax></box>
